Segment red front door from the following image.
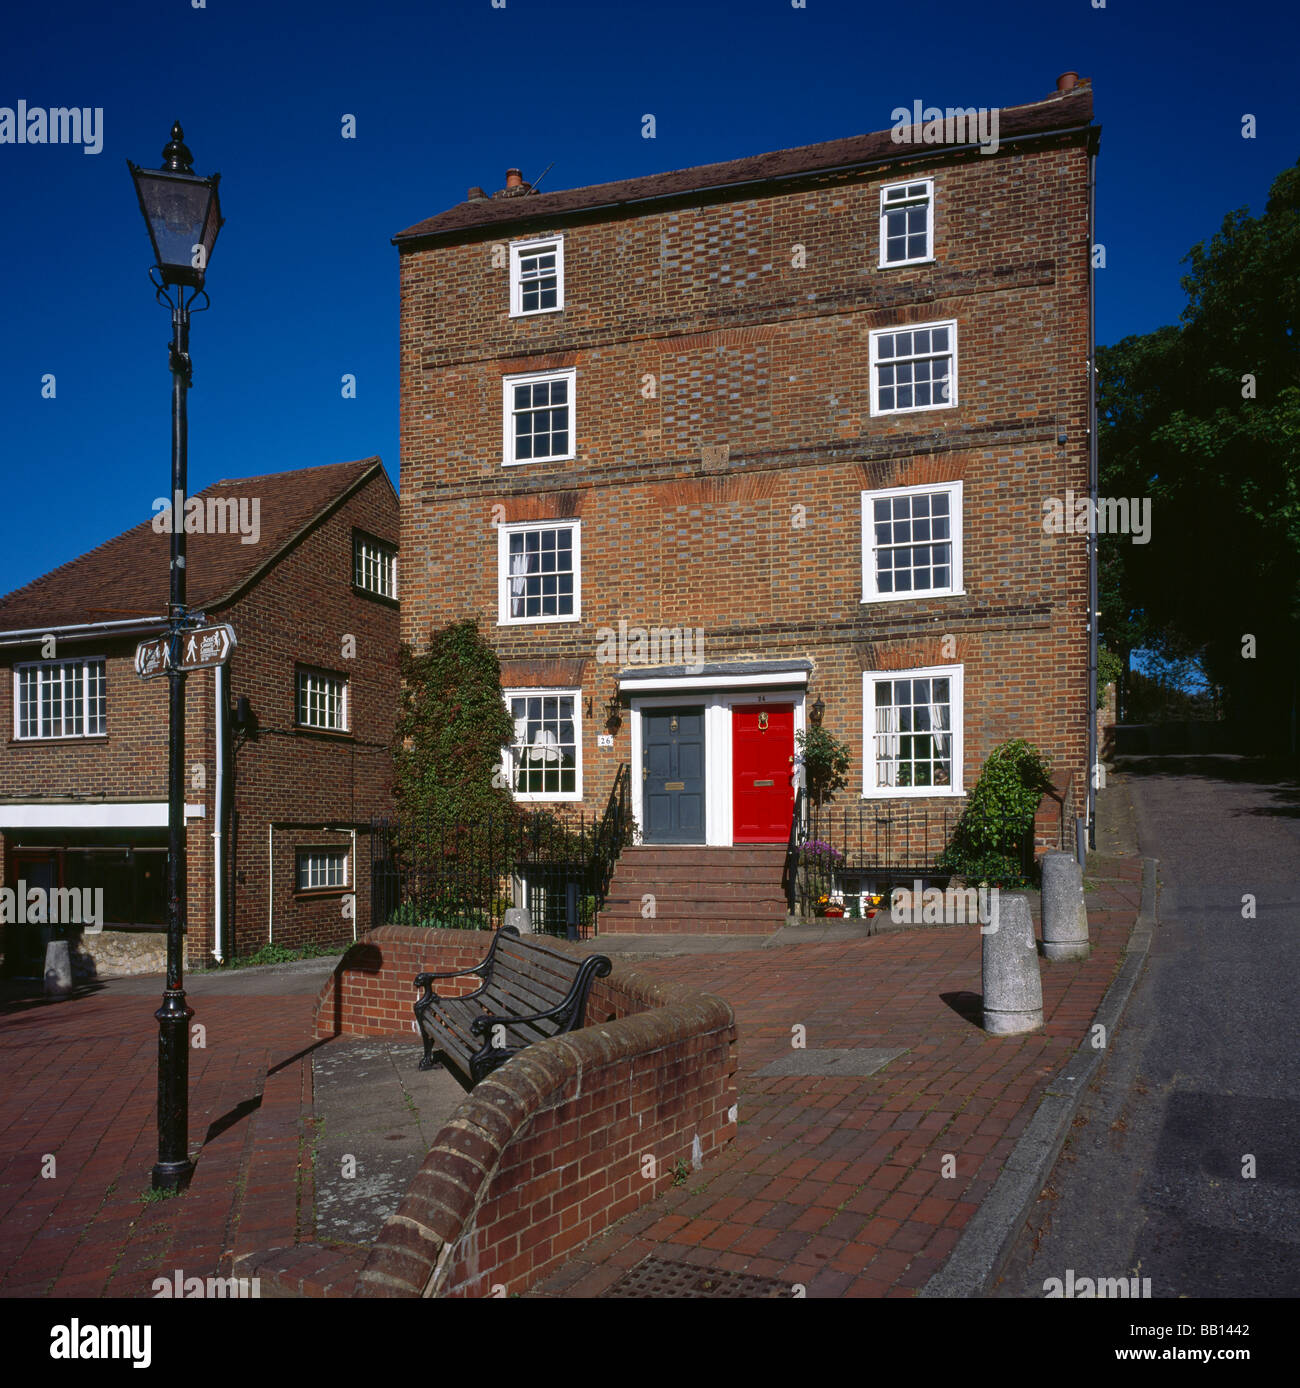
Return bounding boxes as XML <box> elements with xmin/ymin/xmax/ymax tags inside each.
<box><xmin>732</xmin><ymin>703</ymin><xmax>795</xmax><ymax>843</ymax></box>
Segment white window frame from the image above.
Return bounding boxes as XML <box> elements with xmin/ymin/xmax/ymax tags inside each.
<box><xmin>869</xmin><ymin>319</ymin><xmax>958</xmax><ymax>416</ymax></box>
<box><xmin>502</xmin><ymin>367</ymin><xmax>576</xmax><ymax>466</ymax></box>
<box><xmin>509</xmin><ymin>236</ymin><xmax>565</xmax><ymax>317</ymax></box>
<box><xmin>296</xmin><ymin>848</ymin><xmax>349</xmax><ymax>891</ymax></box>
<box><xmin>502</xmin><ymin>688</ymin><xmax>584</xmax><ymax>803</ymax></box>
<box><xmin>353</xmin><ymin>533</ymin><xmax>398</xmax><ymax>599</ymax></box>
<box><xmin>862</xmin><ymin>664</ymin><xmax>964</xmax><ymax>799</ymax></box>
<box><xmin>497</xmin><ymin>519</ymin><xmax>582</xmax><ymax>626</ymax></box>
<box><xmin>861</xmin><ymin>481</ymin><xmax>964</xmax><ymax>603</ymax></box>
<box><xmin>295</xmin><ymin>668</ymin><xmax>350</xmax><ymax>732</ymax></box>
<box><xmin>879</xmin><ymin>179</ymin><xmax>934</xmax><ymax>268</ymax></box>
<box><xmin>13</xmin><ymin>656</ymin><xmax>107</xmax><ymax>740</ymax></box>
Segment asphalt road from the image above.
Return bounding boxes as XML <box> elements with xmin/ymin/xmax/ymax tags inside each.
<box><xmin>993</xmin><ymin>754</ymin><xmax>1300</xmax><ymax>1299</ymax></box>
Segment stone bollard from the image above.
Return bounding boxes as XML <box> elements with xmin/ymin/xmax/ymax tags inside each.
<box><xmin>1041</xmin><ymin>850</ymin><xmax>1091</xmax><ymax>961</ymax></box>
<box><xmin>44</xmin><ymin>939</ymin><xmax>73</xmax><ymax>997</ymax></box>
<box><xmin>503</xmin><ymin>907</ymin><xmax>532</xmax><ymax>934</ymax></box>
<box><xmin>982</xmin><ymin>894</ymin><xmax>1043</xmax><ymax>1035</ymax></box>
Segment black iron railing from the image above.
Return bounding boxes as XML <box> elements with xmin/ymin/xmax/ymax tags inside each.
<box><xmin>370</xmin><ymin>766</ymin><xmax>634</xmax><ymax>940</ymax></box>
<box><xmin>786</xmin><ymin>799</ymin><xmax>963</xmax><ymax>917</ymax></box>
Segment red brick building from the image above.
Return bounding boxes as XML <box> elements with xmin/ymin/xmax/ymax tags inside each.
<box><xmin>0</xmin><ymin>458</ymin><xmax>399</xmax><ymax>973</ymax></box>
<box><xmin>393</xmin><ymin>79</ymin><xmax>1100</xmax><ymax>930</ymax></box>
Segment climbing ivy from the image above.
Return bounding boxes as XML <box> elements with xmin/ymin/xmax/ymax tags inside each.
<box><xmin>937</xmin><ymin>738</ymin><xmax>1052</xmax><ymax>888</ymax></box>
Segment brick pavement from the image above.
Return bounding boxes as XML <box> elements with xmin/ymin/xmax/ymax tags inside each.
<box><xmin>0</xmin><ymin>984</ymin><xmax>317</xmax><ymax>1298</ymax></box>
<box><xmin>531</xmin><ymin>867</ymin><xmax>1143</xmax><ymax>1298</ymax></box>
<box><xmin>0</xmin><ymin>865</ymin><xmax>1141</xmax><ymax>1299</ymax></box>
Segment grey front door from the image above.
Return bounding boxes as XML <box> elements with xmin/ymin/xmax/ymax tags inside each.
<box><xmin>642</xmin><ymin>707</ymin><xmax>706</xmax><ymax>844</ymax></box>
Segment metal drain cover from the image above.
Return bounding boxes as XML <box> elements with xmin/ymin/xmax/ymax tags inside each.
<box><xmin>756</xmin><ymin>1047</ymin><xmax>907</xmax><ymax>1077</ymax></box>
<box><xmin>603</xmin><ymin>1257</ymin><xmax>796</xmax><ymax>1299</ymax></box>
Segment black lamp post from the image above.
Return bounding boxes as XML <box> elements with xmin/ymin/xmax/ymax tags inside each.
<box><xmin>129</xmin><ymin>122</ymin><xmax>223</xmax><ymax>1192</ymax></box>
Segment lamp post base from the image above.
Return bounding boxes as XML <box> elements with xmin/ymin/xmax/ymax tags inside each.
<box><xmin>150</xmin><ymin>1159</ymin><xmax>195</xmax><ymax>1193</ymax></box>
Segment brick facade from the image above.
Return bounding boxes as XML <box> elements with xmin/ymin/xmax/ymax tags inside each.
<box><xmin>394</xmin><ymin>86</ymin><xmax>1097</xmax><ymax>896</ymax></box>
<box><xmin>0</xmin><ymin>462</ymin><xmax>399</xmax><ymax>970</ymax></box>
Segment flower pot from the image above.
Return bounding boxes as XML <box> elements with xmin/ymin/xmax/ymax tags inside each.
<box><xmin>822</xmin><ymin>907</ymin><xmax>845</xmax><ymax>918</ymax></box>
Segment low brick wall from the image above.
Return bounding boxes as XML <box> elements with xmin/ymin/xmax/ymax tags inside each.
<box><xmin>292</xmin><ymin>925</ymin><xmax>738</xmax><ymax>1297</ymax></box>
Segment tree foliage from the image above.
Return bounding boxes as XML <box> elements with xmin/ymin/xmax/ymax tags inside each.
<box><xmin>1097</xmin><ymin>159</ymin><xmax>1300</xmax><ymax>735</ymax></box>
<box><xmin>795</xmin><ymin>725</ymin><xmax>852</xmax><ymax>807</ymax></box>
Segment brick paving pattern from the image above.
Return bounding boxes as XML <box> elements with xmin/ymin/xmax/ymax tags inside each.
<box><xmin>0</xmin><ymin>987</ymin><xmax>317</xmax><ymax>1298</ymax></box>
<box><xmin>0</xmin><ymin>863</ymin><xmax>1140</xmax><ymax>1298</ymax></box>
<box><xmin>534</xmin><ymin>869</ymin><xmax>1142</xmax><ymax>1298</ymax></box>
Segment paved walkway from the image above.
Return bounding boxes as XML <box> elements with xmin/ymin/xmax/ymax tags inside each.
<box><xmin>0</xmin><ymin>862</ymin><xmax>1142</xmax><ymax>1299</ymax></box>
<box><xmin>529</xmin><ymin>869</ymin><xmax>1142</xmax><ymax>1297</ymax></box>
<box><xmin>0</xmin><ymin>965</ymin><xmax>328</xmax><ymax>1298</ymax></box>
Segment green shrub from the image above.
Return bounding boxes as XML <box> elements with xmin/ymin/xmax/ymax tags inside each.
<box><xmin>938</xmin><ymin>739</ymin><xmax>1052</xmax><ymax>888</ymax></box>
<box><xmin>795</xmin><ymin>726</ymin><xmax>852</xmax><ymax>806</ymax></box>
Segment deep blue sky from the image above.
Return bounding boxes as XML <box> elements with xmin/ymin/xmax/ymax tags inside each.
<box><xmin>1</xmin><ymin>0</ymin><xmax>1296</xmax><ymax>599</ymax></box>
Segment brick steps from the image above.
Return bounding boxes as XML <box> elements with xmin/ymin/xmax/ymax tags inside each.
<box><xmin>598</xmin><ymin>845</ymin><xmax>789</xmax><ymax>935</ymax></box>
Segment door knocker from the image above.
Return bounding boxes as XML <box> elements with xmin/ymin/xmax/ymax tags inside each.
<box><xmin>670</xmin><ymin>715</ymin><xmax>678</xmax><ymax>733</ymax></box>
<box><xmin>758</xmin><ymin>711</ymin><xmax>769</xmax><ymax>730</ymax></box>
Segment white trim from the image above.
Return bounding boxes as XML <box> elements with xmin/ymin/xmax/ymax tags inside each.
<box><xmin>0</xmin><ymin>801</ymin><xmax>205</xmax><ymax>828</ymax></box>
<box><xmin>861</xmin><ymin>480</ymin><xmax>964</xmax><ymax>603</ymax></box>
<box><xmin>618</xmin><ymin>670</ymin><xmax>808</xmax><ymax>694</ymax></box>
<box><xmin>878</xmin><ymin>178</ymin><xmax>934</xmax><ymax>268</ymax></box>
<box><xmin>502</xmin><ymin>687</ymin><xmax>584</xmax><ymax>803</ymax></box>
<box><xmin>861</xmin><ymin>664</ymin><xmax>964</xmax><ymax>799</ymax></box>
<box><xmin>869</xmin><ymin>318</ymin><xmax>958</xmax><ymax>416</ymax></box>
<box><xmin>295</xmin><ymin>667</ymin><xmax>350</xmax><ymax>732</ymax></box>
<box><xmin>628</xmin><ymin>689</ymin><xmax>805</xmax><ymax>847</ymax></box>
<box><xmin>509</xmin><ymin>235</ymin><xmax>565</xmax><ymax>317</ymax></box>
<box><xmin>496</xmin><ymin>519</ymin><xmax>582</xmax><ymax>626</ymax></box>
<box><xmin>502</xmin><ymin>366</ymin><xmax>576</xmax><ymax>466</ymax></box>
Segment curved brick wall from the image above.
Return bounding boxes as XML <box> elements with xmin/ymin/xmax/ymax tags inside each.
<box><xmin>300</xmin><ymin>926</ymin><xmax>737</xmax><ymax>1297</ymax></box>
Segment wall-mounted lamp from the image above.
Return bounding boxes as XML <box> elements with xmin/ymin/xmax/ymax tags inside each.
<box><xmin>809</xmin><ymin>696</ymin><xmax>825</xmax><ymax>726</ymax></box>
<box><xmin>604</xmin><ymin>692</ymin><xmax>623</xmax><ymax>732</ymax></box>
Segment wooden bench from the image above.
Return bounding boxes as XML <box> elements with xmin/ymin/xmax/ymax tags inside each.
<box><xmin>413</xmin><ymin>927</ymin><xmax>613</xmax><ymax>1085</ymax></box>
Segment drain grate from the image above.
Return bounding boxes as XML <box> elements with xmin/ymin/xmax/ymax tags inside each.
<box><xmin>603</xmin><ymin>1257</ymin><xmax>796</xmax><ymax>1299</ymax></box>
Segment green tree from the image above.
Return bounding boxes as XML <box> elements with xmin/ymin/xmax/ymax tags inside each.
<box><xmin>1097</xmin><ymin>159</ymin><xmax>1300</xmax><ymax>743</ymax></box>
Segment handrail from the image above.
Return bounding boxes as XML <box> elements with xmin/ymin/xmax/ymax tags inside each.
<box><xmin>782</xmin><ymin>785</ymin><xmax>807</xmax><ymax>913</ymax></box>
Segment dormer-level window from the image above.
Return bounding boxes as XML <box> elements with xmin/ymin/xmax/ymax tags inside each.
<box><xmin>879</xmin><ymin>179</ymin><xmax>933</xmax><ymax>266</ymax></box>
<box><xmin>15</xmin><ymin>657</ymin><xmax>106</xmax><ymax>740</ymax></box>
<box><xmin>510</xmin><ymin>237</ymin><xmax>564</xmax><ymax>316</ymax></box>
<box><xmin>354</xmin><ymin>532</ymin><xmax>397</xmax><ymax>600</ymax></box>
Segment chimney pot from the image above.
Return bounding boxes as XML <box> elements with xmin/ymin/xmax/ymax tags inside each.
<box><xmin>505</xmin><ymin>168</ymin><xmax>524</xmax><ymax>189</ymax></box>
<box><xmin>1056</xmin><ymin>71</ymin><xmax>1080</xmax><ymax>92</ymax></box>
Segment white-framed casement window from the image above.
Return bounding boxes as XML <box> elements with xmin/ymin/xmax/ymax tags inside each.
<box><xmin>509</xmin><ymin>236</ymin><xmax>564</xmax><ymax>316</ymax></box>
<box><xmin>296</xmin><ymin>847</ymin><xmax>349</xmax><ymax>891</ymax></box>
<box><xmin>502</xmin><ymin>690</ymin><xmax>582</xmax><ymax>801</ymax></box>
<box><xmin>14</xmin><ymin>657</ymin><xmax>107</xmax><ymax>740</ymax></box>
<box><xmin>353</xmin><ymin>532</ymin><xmax>397</xmax><ymax>599</ymax></box>
<box><xmin>502</xmin><ymin>368</ymin><xmax>575</xmax><ymax>465</ymax></box>
<box><xmin>296</xmin><ymin>668</ymin><xmax>349</xmax><ymax>732</ymax></box>
<box><xmin>879</xmin><ymin>179</ymin><xmax>934</xmax><ymax>267</ymax></box>
<box><xmin>498</xmin><ymin>520</ymin><xmax>581</xmax><ymax>625</ymax></box>
<box><xmin>869</xmin><ymin>320</ymin><xmax>957</xmax><ymax>416</ymax></box>
<box><xmin>861</xmin><ymin>481</ymin><xmax>963</xmax><ymax>602</ymax></box>
<box><xmin>863</xmin><ymin>665</ymin><xmax>963</xmax><ymax>797</ymax></box>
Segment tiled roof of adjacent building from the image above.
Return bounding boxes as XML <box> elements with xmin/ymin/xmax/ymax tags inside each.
<box><xmin>0</xmin><ymin>457</ymin><xmax>391</xmax><ymax>634</ymax></box>
<box><xmin>394</xmin><ymin>84</ymin><xmax>1095</xmax><ymax>246</ymax></box>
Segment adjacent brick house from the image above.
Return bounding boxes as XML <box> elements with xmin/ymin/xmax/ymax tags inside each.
<box><xmin>0</xmin><ymin>458</ymin><xmax>399</xmax><ymax>974</ymax></box>
<box><xmin>393</xmin><ymin>79</ymin><xmax>1099</xmax><ymax>930</ymax></box>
